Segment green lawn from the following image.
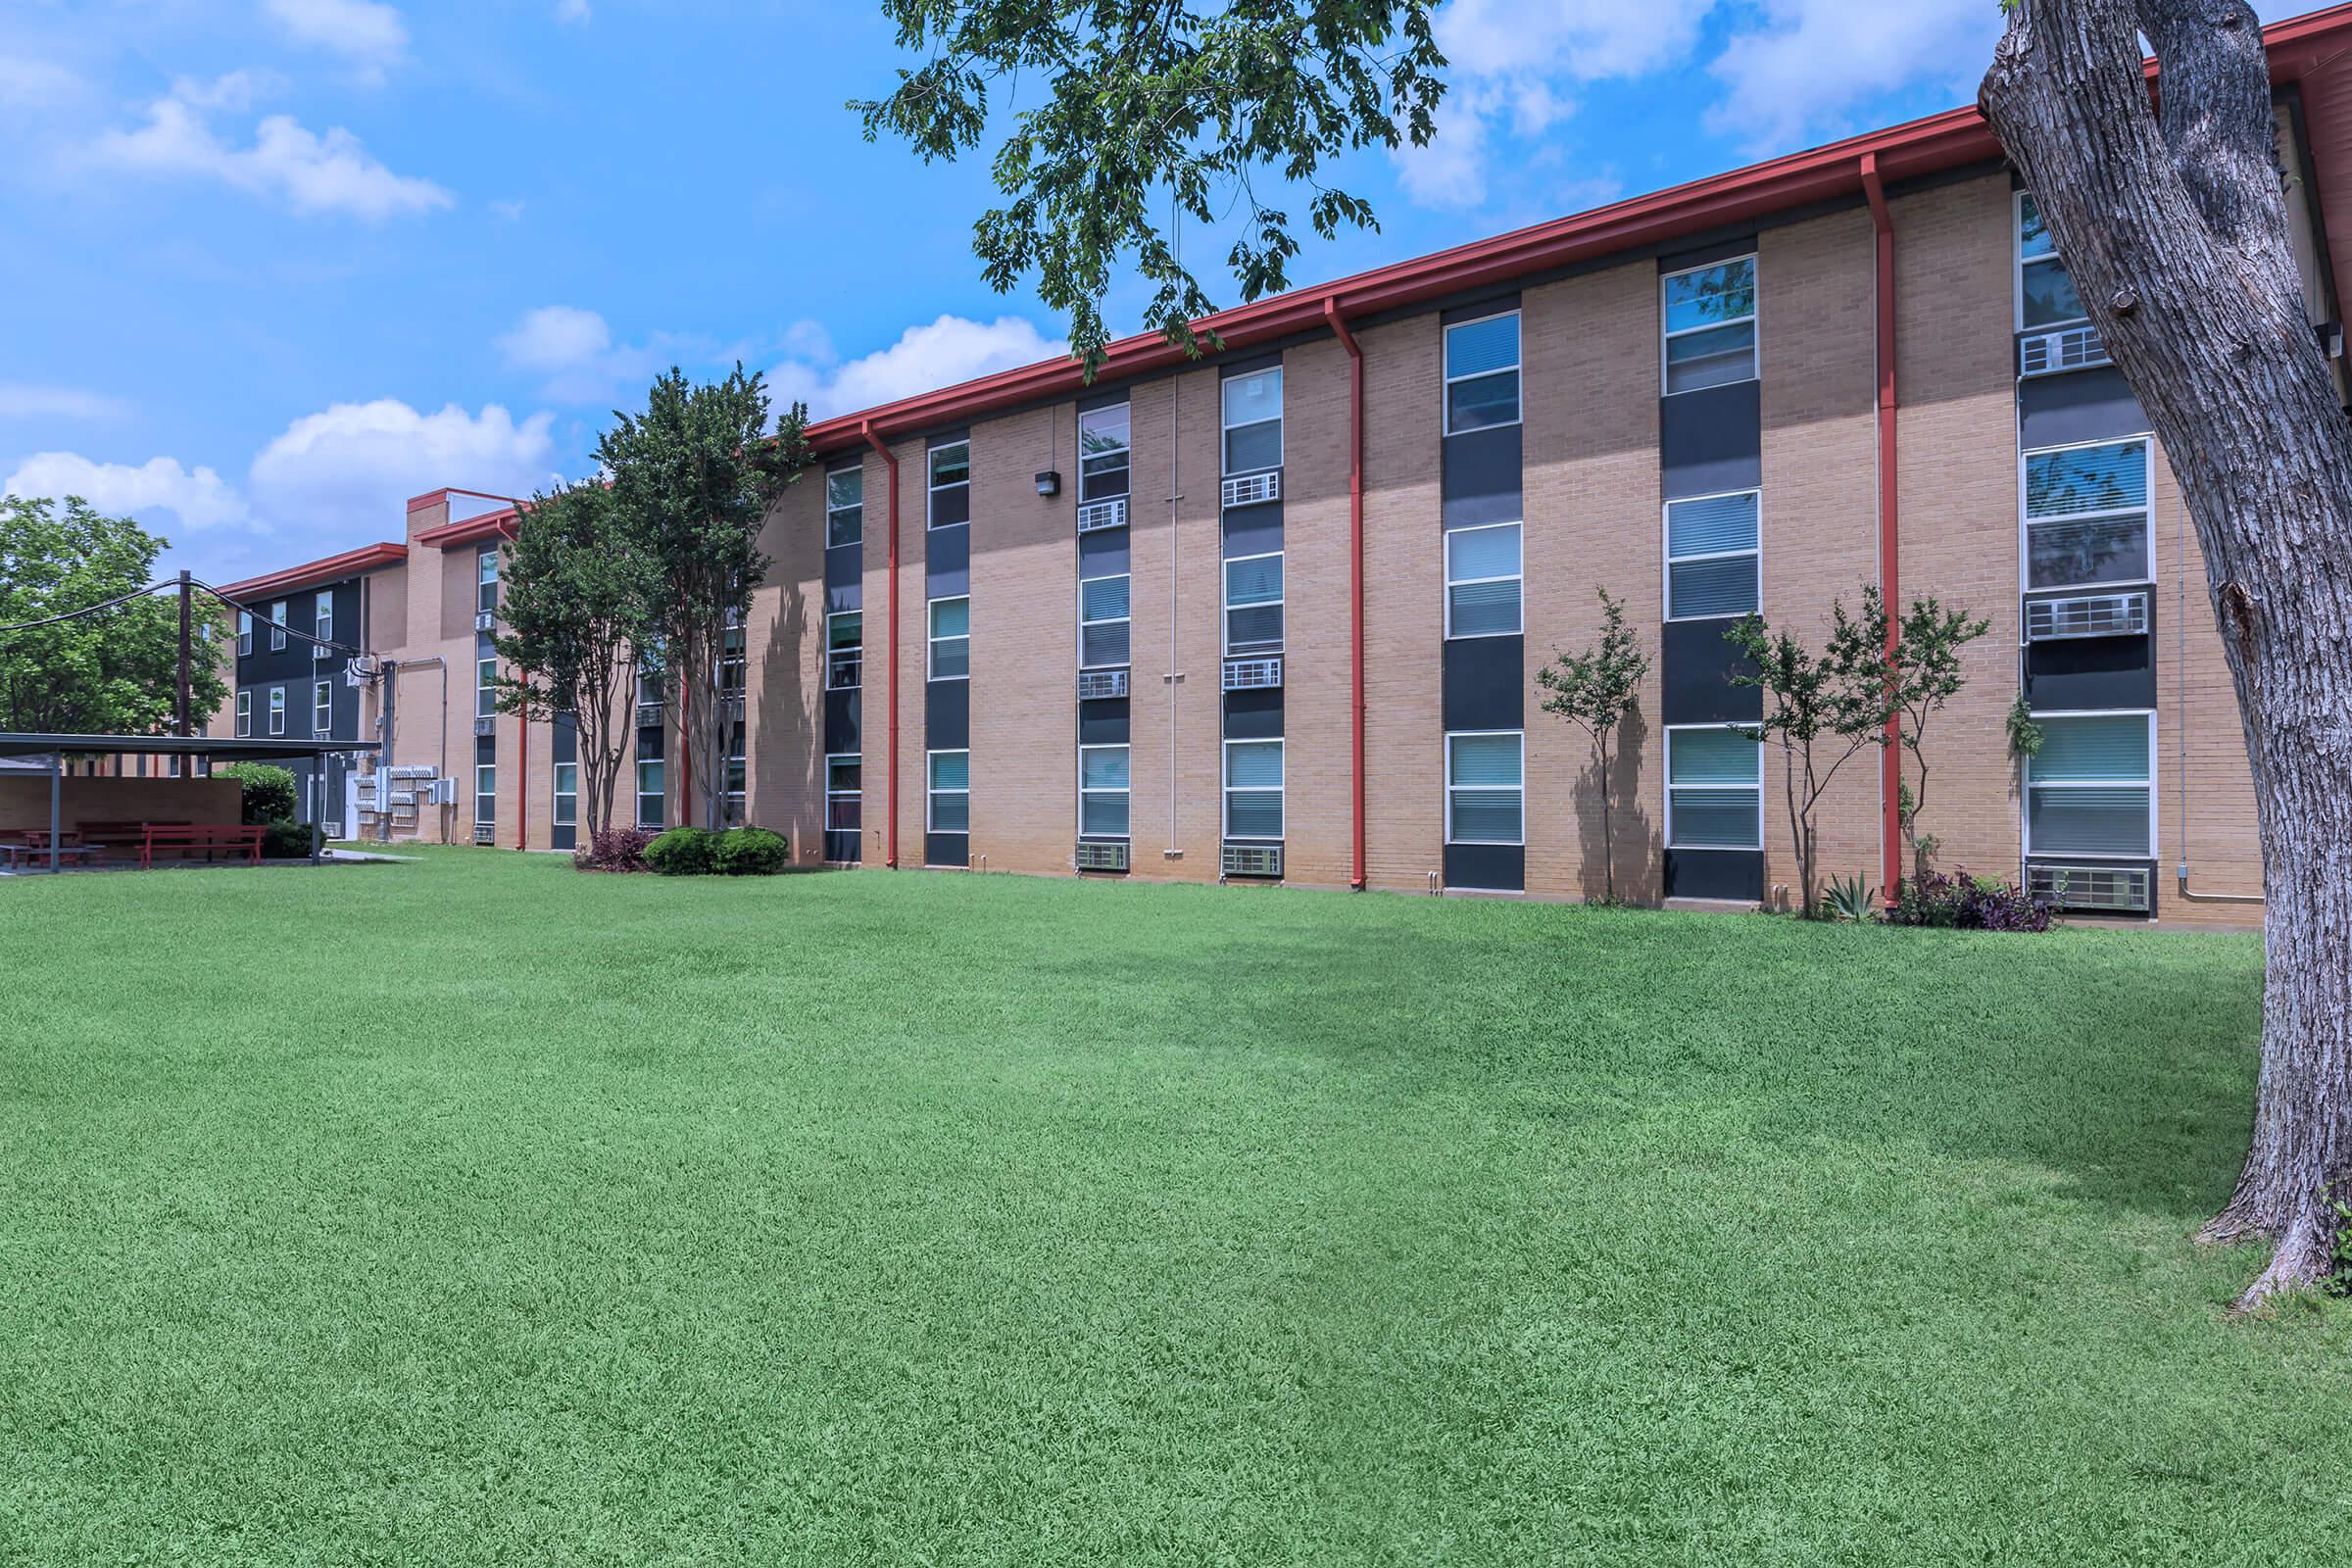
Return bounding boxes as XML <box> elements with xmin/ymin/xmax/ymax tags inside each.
<box><xmin>1</xmin><ymin>850</ymin><xmax>2343</xmax><ymax>1565</ymax></box>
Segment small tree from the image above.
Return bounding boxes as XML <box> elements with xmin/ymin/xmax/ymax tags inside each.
<box><xmin>1725</xmin><ymin>588</ymin><xmax>1896</xmax><ymax>918</ymax></box>
<box><xmin>491</xmin><ymin>481</ymin><xmax>651</xmax><ymax>842</ymax></box>
<box><xmin>601</xmin><ymin>367</ymin><xmax>810</xmax><ymax>832</ymax></box>
<box><xmin>1887</xmin><ymin>597</ymin><xmax>1991</xmax><ymax>885</ymax></box>
<box><xmin>1535</xmin><ymin>588</ymin><xmax>1649</xmax><ymax>904</ymax></box>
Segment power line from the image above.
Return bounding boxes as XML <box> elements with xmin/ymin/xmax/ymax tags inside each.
<box><xmin>0</xmin><ymin>581</ymin><xmax>172</xmax><ymax>635</ymax></box>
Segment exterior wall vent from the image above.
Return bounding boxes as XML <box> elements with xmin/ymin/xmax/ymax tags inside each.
<box><xmin>2028</xmin><ymin>861</ymin><xmax>2151</xmax><ymax>913</ymax></box>
<box><xmin>1221</xmin><ymin>656</ymin><xmax>1283</xmax><ymax>691</ymax></box>
<box><xmin>1077</xmin><ymin>497</ymin><xmax>1128</xmax><ymax>533</ymax></box>
<box><xmin>1077</xmin><ymin>667</ymin><xmax>1129</xmax><ymax>700</ymax></box>
<box><xmin>1221</xmin><ymin>844</ymin><xmax>1284</xmax><ymax>879</ymax></box>
<box><xmin>2019</xmin><ymin>324</ymin><xmax>2110</xmax><ymax>377</ymax></box>
<box><xmin>472</xmin><ymin>716</ymin><xmax>496</xmax><ymax>737</ymax></box>
<box><xmin>471</xmin><ymin>821</ymin><xmax>496</xmax><ymax>845</ymax></box>
<box><xmin>634</xmin><ymin>701</ymin><xmax>664</xmax><ymax>728</ymax></box>
<box><xmin>1220</xmin><ymin>471</ymin><xmax>1280</xmax><ymax>510</ymax></box>
<box><xmin>474</xmin><ymin>610</ymin><xmax>497</xmax><ymax>632</ymax></box>
<box><xmin>1074</xmin><ymin>840</ymin><xmax>1130</xmax><ymax>872</ymax></box>
<box><xmin>2025</xmin><ymin>589</ymin><xmax>2148</xmax><ymax>642</ymax></box>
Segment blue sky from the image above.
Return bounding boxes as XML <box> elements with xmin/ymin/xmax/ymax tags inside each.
<box><xmin>1</xmin><ymin>1</ymin><xmax>2327</xmax><ymax>584</ymax></box>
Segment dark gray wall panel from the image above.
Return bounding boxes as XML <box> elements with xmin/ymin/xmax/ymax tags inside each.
<box><xmin>824</xmin><ymin>542</ymin><xmax>863</xmax><ymax>595</ymax></box>
<box><xmin>824</xmin><ymin>829</ymin><xmax>860</xmax><ymax>863</ymax></box>
<box><xmin>1222</xmin><ymin>688</ymin><xmax>1283</xmax><ymax>741</ymax></box>
<box><xmin>925</xmin><ymin>831</ymin><xmax>968</xmax><ymax>868</ymax></box>
<box><xmin>928</xmin><ymin>485</ymin><xmax>970</xmax><ymax>529</ymax></box>
<box><xmin>2025</xmin><ymin>634</ymin><xmax>2158</xmax><ymax>711</ymax></box>
<box><xmin>1078</xmin><ymin>529</ymin><xmax>1130</xmax><ymax>575</ymax></box>
<box><xmin>926</xmin><ymin>679</ymin><xmax>968</xmax><ymax>749</ymax></box>
<box><xmin>1444</xmin><ymin>843</ymin><xmax>1524</xmax><ymax>892</ymax></box>
<box><xmin>1221</xmin><ymin>503</ymin><xmax>1283</xmax><ymax>559</ymax></box>
<box><xmin>1664</xmin><ymin>848</ymin><xmax>1763</xmax><ymax>901</ymax></box>
<box><xmin>2018</xmin><ymin>365</ymin><xmax>2146</xmax><ymax>449</ymax></box>
<box><xmin>1079</xmin><ymin>698</ymin><xmax>1129</xmax><ymax>747</ymax></box>
<box><xmin>1661</xmin><ymin>380</ymin><xmax>1762</xmax><ymax>500</ymax></box>
<box><xmin>1661</xmin><ymin>619</ymin><xmax>1763</xmax><ymax>725</ymax></box>
<box><xmin>926</xmin><ymin>523</ymin><xmax>969</xmax><ymax>593</ymax></box>
<box><xmin>824</xmin><ymin>688</ymin><xmax>859</xmax><ymax>751</ymax></box>
<box><xmin>1441</xmin><ymin>425</ymin><xmax>1523</xmax><ymax>527</ymax></box>
<box><xmin>1442</xmin><ymin>635</ymin><xmax>1525</xmax><ymax>731</ymax></box>
<box><xmin>1658</xmin><ymin>234</ymin><xmax>1757</xmax><ymax>271</ymax></box>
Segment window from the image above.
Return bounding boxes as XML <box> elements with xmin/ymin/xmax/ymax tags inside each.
<box><xmin>1443</xmin><ymin>313</ymin><xmax>1521</xmax><ymax>433</ymax></box>
<box><xmin>269</xmin><ymin>601</ymin><xmax>288</xmax><ymax>651</ymax></box>
<box><xmin>1080</xmin><ymin>744</ymin><xmax>1131</xmax><ymax>838</ymax></box>
<box><xmin>1223</xmin><ymin>739</ymin><xmax>1284</xmax><ymax>840</ymax></box>
<box><xmin>719</xmin><ymin>617</ymin><xmax>746</xmax><ymax>699</ymax></box>
<box><xmin>928</xmin><ymin>750</ymin><xmax>969</xmax><ymax>833</ymax></box>
<box><xmin>267</xmin><ymin>687</ymin><xmax>285</xmax><ymax>736</ymax></box>
<box><xmin>477</xmin><ymin>547</ymin><xmax>499</xmax><ymax>614</ymax></box>
<box><xmin>476</xmin><ymin>764</ymin><xmax>497</xmax><ymax>827</ymax></box>
<box><xmin>723</xmin><ymin>722</ymin><xmax>747</xmax><ymax>826</ymax></box>
<box><xmin>236</xmin><ymin>611</ymin><xmax>252</xmax><ymax>658</ymax></box>
<box><xmin>477</xmin><ymin>659</ymin><xmax>498</xmax><ymax>717</ymax></box>
<box><xmin>826</xmin><ymin>610</ymin><xmax>863</xmax><ymax>690</ymax></box>
<box><xmin>1446</xmin><ymin>731</ymin><xmax>1525</xmax><ymax>845</ymax></box>
<box><xmin>826</xmin><ymin>466</ymin><xmax>863</xmax><ymax>549</ymax></box>
<box><xmin>2016</xmin><ymin>193</ymin><xmax>2087</xmax><ymax>331</ymax></box>
<box><xmin>1079</xmin><ymin>404</ymin><xmax>1132</xmax><ymax>501</ymax></box>
<box><xmin>1223</xmin><ymin>553</ymin><xmax>1284</xmax><ymax>656</ymax></box>
<box><xmin>314</xmin><ymin>595</ymin><xmax>332</xmax><ymax>650</ymax></box>
<box><xmin>1667</xmin><ymin>725</ymin><xmax>1763</xmax><ymax>850</ymax></box>
<box><xmin>928</xmin><ymin>596</ymin><xmax>969</xmax><ymax>680</ymax></box>
<box><xmin>1221</xmin><ymin>368</ymin><xmax>1283</xmax><ymax>473</ymax></box>
<box><xmin>313</xmin><ymin>680</ymin><xmax>331</xmax><ymax>737</ymax></box>
<box><xmin>553</xmin><ymin>762</ymin><xmax>577</xmax><ymax>828</ymax></box>
<box><xmin>2024</xmin><ymin>438</ymin><xmax>2151</xmax><ymax>589</ymax></box>
<box><xmin>928</xmin><ymin>439</ymin><xmax>970</xmax><ymax>528</ymax></box>
<box><xmin>1079</xmin><ymin>573</ymin><xmax>1131</xmax><ymax>669</ymax></box>
<box><xmin>235</xmin><ymin>690</ymin><xmax>252</xmax><ymax>737</ymax></box>
<box><xmin>826</xmin><ymin>754</ymin><xmax>861</xmax><ymax>834</ymax></box>
<box><xmin>636</xmin><ymin>759</ymin><xmax>665</xmax><ymax>828</ymax></box>
<box><xmin>1446</xmin><ymin>522</ymin><xmax>1523</xmax><ymax>638</ymax></box>
<box><xmin>1662</xmin><ymin>256</ymin><xmax>1758</xmax><ymax>394</ymax></box>
<box><xmin>1665</xmin><ymin>489</ymin><xmax>1762</xmax><ymax>620</ymax></box>
<box><xmin>2027</xmin><ymin>712</ymin><xmax>2153</xmax><ymax>857</ymax></box>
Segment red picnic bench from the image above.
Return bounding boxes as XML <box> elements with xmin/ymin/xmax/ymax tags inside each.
<box><xmin>0</xmin><ymin>829</ymin><xmax>100</xmax><ymax>870</ymax></box>
<box><xmin>74</xmin><ymin>820</ymin><xmax>263</xmax><ymax>869</ymax></box>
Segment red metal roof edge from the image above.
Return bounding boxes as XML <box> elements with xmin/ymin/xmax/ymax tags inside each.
<box><xmin>802</xmin><ymin>3</ymin><xmax>2352</xmax><ymax>454</ymax></box>
<box><xmin>414</xmin><ymin>504</ymin><xmax>521</xmax><ymax>550</ymax></box>
<box><xmin>219</xmin><ymin>543</ymin><xmax>409</xmax><ymax>601</ymax></box>
<box><xmin>406</xmin><ymin>486</ymin><xmax>525</xmax><ymax>514</ymax></box>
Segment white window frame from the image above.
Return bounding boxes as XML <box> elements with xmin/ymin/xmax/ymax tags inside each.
<box><xmin>1441</xmin><ymin>310</ymin><xmax>1522</xmax><ymax>436</ymax></box>
<box><xmin>825</xmin><ymin>752</ymin><xmax>861</xmax><ymax>840</ymax></box>
<box><xmin>1078</xmin><ymin>572</ymin><xmax>1131</xmax><ymax>670</ymax></box>
<box><xmin>2018</xmin><ymin>435</ymin><xmax>2155</xmax><ymax>594</ymax></box>
<box><xmin>1221</xmin><ymin>737</ymin><xmax>1285</xmax><ymax>842</ymax></box>
<box><xmin>1222</xmin><ymin>550</ymin><xmax>1285</xmax><ymax>657</ymax></box>
<box><xmin>1664</xmin><ymin>723</ymin><xmax>1766</xmax><ymax>852</ymax></box>
<box><xmin>475</xmin><ymin>763</ymin><xmax>497</xmax><ymax>827</ymax></box>
<box><xmin>314</xmin><ymin>595</ymin><xmax>332</xmax><ymax>649</ymax></box>
<box><xmin>825</xmin><ymin>609</ymin><xmax>863</xmax><ymax>691</ymax></box>
<box><xmin>1079</xmin><ymin>402</ymin><xmax>1134</xmax><ymax>500</ymax></box>
<box><xmin>477</xmin><ymin>658</ymin><xmax>498</xmax><ymax>718</ymax></box>
<box><xmin>1663</xmin><ymin>487</ymin><xmax>1765</xmax><ymax>623</ymax></box>
<box><xmin>269</xmin><ymin>601</ymin><xmax>288</xmax><ymax>652</ymax></box>
<box><xmin>312</xmin><ymin>680</ymin><xmax>332</xmax><ymax>737</ymax></box>
<box><xmin>1220</xmin><ymin>368</ymin><xmax>1284</xmax><ymax>475</ymax></box>
<box><xmin>1078</xmin><ymin>743</ymin><xmax>1132</xmax><ymax>840</ymax></box>
<box><xmin>825</xmin><ymin>466</ymin><xmax>864</xmax><ymax>549</ymax></box>
<box><xmin>267</xmin><ymin>686</ymin><xmax>286</xmax><ymax>737</ymax></box>
<box><xmin>718</xmin><ymin>619</ymin><xmax>747</xmax><ymax>699</ymax></box>
<box><xmin>926</xmin><ymin>749</ymin><xmax>969</xmax><ymax>833</ymax></box>
<box><xmin>636</xmin><ymin>758</ymin><xmax>665</xmax><ymax>828</ymax></box>
<box><xmin>2023</xmin><ymin>709</ymin><xmax>2159</xmax><ymax>859</ymax></box>
<box><xmin>1443</xmin><ymin>729</ymin><xmax>1526</xmax><ymax>848</ymax></box>
<box><xmin>1444</xmin><ymin>521</ymin><xmax>1524</xmax><ymax>640</ymax></box>
<box><xmin>552</xmin><ymin>761</ymin><xmax>578</xmax><ymax>828</ymax></box>
<box><xmin>723</xmin><ymin>721</ymin><xmax>747</xmax><ymax>826</ymax></box>
<box><xmin>927</xmin><ymin>439</ymin><xmax>970</xmax><ymax>530</ymax></box>
<box><xmin>2014</xmin><ymin>190</ymin><xmax>2091</xmax><ymax>334</ymax></box>
<box><xmin>1659</xmin><ymin>254</ymin><xmax>1759</xmax><ymax>396</ymax></box>
<box><xmin>928</xmin><ymin>595</ymin><xmax>970</xmax><ymax>682</ymax></box>
<box><xmin>235</xmin><ymin>690</ymin><xmax>252</xmax><ymax>737</ymax></box>
<box><xmin>477</xmin><ymin>547</ymin><xmax>500</xmax><ymax>613</ymax></box>
<box><xmin>236</xmin><ymin>611</ymin><xmax>253</xmax><ymax>658</ymax></box>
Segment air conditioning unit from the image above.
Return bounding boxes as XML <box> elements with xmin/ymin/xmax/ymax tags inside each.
<box><xmin>2020</xmin><ymin>324</ymin><xmax>2110</xmax><ymax>377</ymax></box>
<box><xmin>426</xmin><ymin>780</ymin><xmax>458</xmax><ymax>806</ymax></box>
<box><xmin>634</xmin><ymin>701</ymin><xmax>664</xmax><ymax>728</ymax></box>
<box><xmin>313</xmin><ymin>644</ymin><xmax>334</xmax><ymax>660</ymax></box>
<box><xmin>1074</xmin><ymin>840</ymin><xmax>1130</xmax><ymax>873</ymax></box>
<box><xmin>1221</xmin><ymin>656</ymin><xmax>1283</xmax><ymax>691</ymax></box>
<box><xmin>1076</xmin><ymin>497</ymin><xmax>1128</xmax><ymax>533</ymax></box>
<box><xmin>2026</xmin><ymin>589</ymin><xmax>2149</xmax><ymax>642</ymax></box>
<box><xmin>322</xmin><ymin>820</ymin><xmax>344</xmax><ymax>840</ymax></box>
<box><xmin>1077</xmin><ymin>667</ymin><xmax>1129</xmax><ymax>700</ymax></box>
<box><xmin>1221</xmin><ymin>471</ymin><xmax>1281</xmax><ymax>509</ymax></box>
<box><xmin>2028</xmin><ymin>861</ymin><xmax>2151</xmax><ymax>913</ymax></box>
<box><xmin>472</xmin><ymin>716</ymin><xmax>496</xmax><ymax>737</ymax></box>
<box><xmin>474</xmin><ymin>610</ymin><xmax>496</xmax><ymax>631</ymax></box>
<box><xmin>471</xmin><ymin>821</ymin><xmax>496</xmax><ymax>845</ymax></box>
<box><xmin>1221</xmin><ymin>844</ymin><xmax>1283</xmax><ymax>879</ymax></box>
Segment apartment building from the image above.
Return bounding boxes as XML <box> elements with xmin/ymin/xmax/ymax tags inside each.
<box><xmin>218</xmin><ymin>7</ymin><xmax>2352</xmax><ymax>926</ymax></box>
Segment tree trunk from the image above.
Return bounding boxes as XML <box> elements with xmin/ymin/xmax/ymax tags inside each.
<box><xmin>1599</xmin><ymin>731</ymin><xmax>1615</xmax><ymax>904</ymax></box>
<box><xmin>1983</xmin><ymin>0</ymin><xmax>2352</xmax><ymax>1307</ymax></box>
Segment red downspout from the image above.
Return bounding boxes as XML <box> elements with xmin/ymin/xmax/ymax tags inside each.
<box><xmin>1324</xmin><ymin>297</ymin><xmax>1367</xmax><ymax>891</ymax></box>
<box><xmin>1861</xmin><ymin>153</ymin><xmax>1902</xmax><ymax>901</ymax></box>
<box><xmin>861</xmin><ymin>420</ymin><xmax>902</xmax><ymax>868</ymax></box>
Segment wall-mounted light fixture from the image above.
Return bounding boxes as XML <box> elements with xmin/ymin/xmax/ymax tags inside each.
<box><xmin>1034</xmin><ymin>470</ymin><xmax>1061</xmax><ymax>497</ymax></box>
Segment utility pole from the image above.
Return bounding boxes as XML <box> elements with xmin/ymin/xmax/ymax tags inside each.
<box><xmin>174</xmin><ymin>570</ymin><xmax>192</xmax><ymax>737</ymax></box>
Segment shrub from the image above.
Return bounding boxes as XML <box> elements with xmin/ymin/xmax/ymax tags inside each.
<box><xmin>712</xmin><ymin>826</ymin><xmax>790</xmax><ymax>875</ymax></box>
<box><xmin>216</xmin><ymin>763</ymin><xmax>296</xmax><ymax>825</ymax></box>
<box><xmin>259</xmin><ymin>819</ymin><xmax>315</xmax><ymax>858</ymax></box>
<box><xmin>643</xmin><ymin>825</ymin><xmax>719</xmax><ymax>876</ymax></box>
<box><xmin>574</xmin><ymin>827</ymin><xmax>656</xmax><ymax>872</ymax></box>
<box><xmin>1887</xmin><ymin>867</ymin><xmax>2057</xmax><ymax>933</ymax></box>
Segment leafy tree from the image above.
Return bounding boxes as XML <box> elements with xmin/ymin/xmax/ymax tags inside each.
<box><xmin>1887</xmin><ymin>598</ymin><xmax>1991</xmax><ymax>885</ymax></box>
<box><xmin>0</xmin><ymin>495</ymin><xmax>228</xmax><ymax>735</ymax></box>
<box><xmin>1725</xmin><ymin>590</ymin><xmax>1895</xmax><ymax>920</ymax></box>
<box><xmin>490</xmin><ymin>481</ymin><xmax>652</xmax><ymax>842</ymax></box>
<box><xmin>856</xmin><ymin>0</ymin><xmax>1445</xmax><ymax>368</ymax></box>
<box><xmin>1535</xmin><ymin>588</ymin><xmax>1649</xmax><ymax>904</ymax></box>
<box><xmin>599</xmin><ymin>367</ymin><xmax>810</xmax><ymax>832</ymax></box>
<box><xmin>1982</xmin><ymin>0</ymin><xmax>2352</xmax><ymax>1306</ymax></box>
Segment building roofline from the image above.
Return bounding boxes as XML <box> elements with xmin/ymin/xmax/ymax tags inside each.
<box><xmin>406</xmin><ymin>486</ymin><xmax>524</xmax><ymax>514</ymax></box>
<box><xmin>218</xmin><ymin>543</ymin><xmax>410</xmax><ymax>601</ymax></box>
<box><xmin>802</xmin><ymin>2</ymin><xmax>2352</xmax><ymax>454</ymax></box>
<box><xmin>413</xmin><ymin>505</ymin><xmax>521</xmax><ymax>550</ymax></box>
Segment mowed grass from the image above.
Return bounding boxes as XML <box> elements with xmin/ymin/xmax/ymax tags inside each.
<box><xmin>1</xmin><ymin>849</ymin><xmax>2344</xmax><ymax>1566</ymax></box>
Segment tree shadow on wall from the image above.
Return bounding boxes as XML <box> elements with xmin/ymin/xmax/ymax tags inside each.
<box><xmin>1568</xmin><ymin>703</ymin><xmax>1661</xmax><ymax>906</ymax></box>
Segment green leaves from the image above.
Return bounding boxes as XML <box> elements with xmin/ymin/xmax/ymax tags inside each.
<box><xmin>1537</xmin><ymin>587</ymin><xmax>1648</xmax><ymax>739</ymax></box>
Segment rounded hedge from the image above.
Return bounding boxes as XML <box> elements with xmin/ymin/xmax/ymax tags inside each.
<box><xmin>643</xmin><ymin>826</ymin><xmax>719</xmax><ymax>875</ymax></box>
<box><xmin>712</xmin><ymin>826</ymin><xmax>789</xmax><ymax>875</ymax></box>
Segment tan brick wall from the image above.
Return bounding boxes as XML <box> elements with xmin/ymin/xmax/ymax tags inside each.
<box><xmin>858</xmin><ymin>437</ymin><xmax>929</xmax><ymax>867</ymax></box>
<box><xmin>749</xmin><ymin>470</ymin><xmax>827</xmax><ymax>864</ymax></box>
<box><xmin>1523</xmin><ymin>259</ymin><xmax>1667</xmax><ymax>902</ymax></box>
<box><xmin>0</xmin><ymin>775</ymin><xmax>240</xmax><ymax>833</ymax></box>
<box><xmin>1282</xmin><ymin>335</ymin><xmax>1356</xmax><ymax>889</ymax></box>
<box><xmin>1358</xmin><ymin>315</ymin><xmax>1445</xmax><ymax>893</ymax></box>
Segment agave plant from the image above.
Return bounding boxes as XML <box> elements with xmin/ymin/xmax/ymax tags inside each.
<box><xmin>1822</xmin><ymin>871</ymin><xmax>1879</xmax><ymax>924</ymax></box>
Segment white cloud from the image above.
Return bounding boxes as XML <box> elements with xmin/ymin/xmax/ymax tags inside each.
<box><xmin>262</xmin><ymin>0</ymin><xmax>409</xmax><ymax>82</ymax></box>
<box><xmin>248</xmin><ymin>399</ymin><xmax>558</xmax><ymax>531</ymax></box>
<box><xmin>765</xmin><ymin>315</ymin><xmax>1064</xmax><ymax>421</ymax></box>
<box><xmin>0</xmin><ymin>383</ymin><xmax>131</xmax><ymax>420</ymax></box>
<box><xmin>90</xmin><ymin>78</ymin><xmax>452</xmax><ymax>220</ymax></box>
<box><xmin>556</xmin><ymin>0</ymin><xmax>591</xmax><ymax>23</ymax></box>
<box><xmin>497</xmin><ymin>305</ymin><xmax>612</xmax><ymax>371</ymax></box>
<box><xmin>1707</xmin><ymin>0</ymin><xmax>2001</xmax><ymax>152</ymax></box>
<box><xmin>0</xmin><ymin>55</ymin><xmax>83</xmax><ymax>110</ymax></box>
<box><xmin>492</xmin><ymin>304</ymin><xmax>676</xmax><ymax>402</ymax></box>
<box><xmin>4</xmin><ymin>453</ymin><xmax>252</xmax><ymax>533</ymax></box>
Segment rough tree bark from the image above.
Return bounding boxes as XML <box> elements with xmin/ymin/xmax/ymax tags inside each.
<box><xmin>1983</xmin><ymin>0</ymin><xmax>2352</xmax><ymax>1307</ymax></box>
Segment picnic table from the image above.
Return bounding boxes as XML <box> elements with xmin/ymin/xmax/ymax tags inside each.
<box><xmin>73</xmin><ymin>820</ymin><xmax>264</xmax><ymax>869</ymax></box>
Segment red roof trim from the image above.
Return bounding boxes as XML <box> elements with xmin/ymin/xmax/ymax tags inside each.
<box><xmin>406</xmin><ymin>486</ymin><xmax>524</xmax><ymax>514</ymax></box>
<box><xmin>219</xmin><ymin>543</ymin><xmax>409</xmax><ymax>600</ymax></box>
<box><xmin>414</xmin><ymin>505</ymin><xmax>521</xmax><ymax>550</ymax></box>
<box><xmin>803</xmin><ymin>3</ymin><xmax>2352</xmax><ymax>453</ymax></box>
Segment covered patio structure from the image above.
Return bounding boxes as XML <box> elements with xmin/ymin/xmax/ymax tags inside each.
<box><xmin>0</xmin><ymin>733</ymin><xmax>380</xmax><ymax>874</ymax></box>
